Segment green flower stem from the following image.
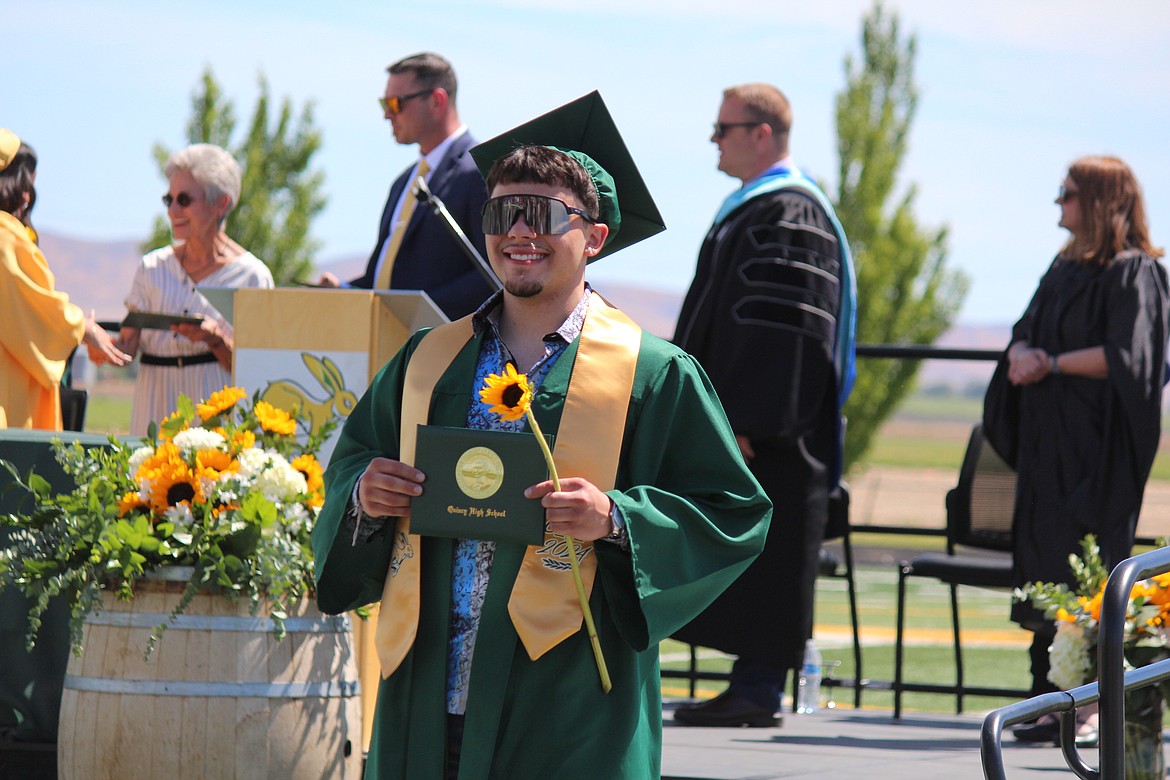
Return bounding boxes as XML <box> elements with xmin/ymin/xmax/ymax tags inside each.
<box><xmin>525</xmin><ymin>408</ymin><xmax>612</xmax><ymax>694</ymax></box>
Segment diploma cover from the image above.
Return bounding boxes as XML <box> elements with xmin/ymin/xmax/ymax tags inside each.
<box><xmin>410</xmin><ymin>425</ymin><xmax>552</xmax><ymax>545</ymax></box>
<box><xmin>122</xmin><ymin>311</ymin><xmax>204</xmax><ymax>330</ymax></box>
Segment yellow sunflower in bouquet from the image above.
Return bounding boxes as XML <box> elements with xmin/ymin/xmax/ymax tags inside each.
<box><xmin>0</xmin><ymin>386</ymin><xmax>333</xmax><ymax>655</ymax></box>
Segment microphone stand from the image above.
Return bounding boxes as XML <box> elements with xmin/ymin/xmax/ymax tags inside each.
<box><xmin>413</xmin><ymin>178</ymin><xmax>501</xmax><ymax>292</ymax></box>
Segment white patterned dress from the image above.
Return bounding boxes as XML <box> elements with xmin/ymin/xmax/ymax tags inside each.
<box><xmin>125</xmin><ymin>245</ymin><xmax>273</xmax><ymax>435</ymax></box>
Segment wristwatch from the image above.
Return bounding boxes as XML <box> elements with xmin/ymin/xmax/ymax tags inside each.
<box><xmin>604</xmin><ymin>501</ymin><xmax>628</xmax><ymax>544</ymax></box>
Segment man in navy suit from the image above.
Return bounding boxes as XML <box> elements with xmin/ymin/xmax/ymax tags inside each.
<box><xmin>320</xmin><ymin>52</ymin><xmax>494</xmax><ymax>320</ymax></box>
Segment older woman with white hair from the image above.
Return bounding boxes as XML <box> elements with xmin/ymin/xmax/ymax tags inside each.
<box><xmin>103</xmin><ymin>143</ymin><xmax>273</xmax><ymax>435</ymax></box>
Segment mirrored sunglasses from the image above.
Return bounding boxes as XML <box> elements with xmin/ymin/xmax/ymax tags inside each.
<box><xmin>162</xmin><ymin>192</ymin><xmax>197</xmax><ymax>208</ymax></box>
<box><xmin>377</xmin><ymin>89</ymin><xmax>433</xmax><ymax>116</ymax></box>
<box><xmin>481</xmin><ymin>194</ymin><xmax>596</xmax><ymax>235</ymax></box>
<box><xmin>1056</xmin><ymin>184</ymin><xmax>1079</xmax><ymax>204</ymax></box>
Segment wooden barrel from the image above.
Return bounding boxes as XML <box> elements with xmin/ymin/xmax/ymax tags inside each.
<box><xmin>57</xmin><ymin>575</ymin><xmax>362</xmax><ymax>779</ymax></box>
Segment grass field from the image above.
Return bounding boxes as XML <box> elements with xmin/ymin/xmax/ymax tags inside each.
<box><xmin>874</xmin><ymin>393</ymin><xmax>1170</xmax><ymax>481</ymax></box>
<box><xmin>660</xmin><ymin>563</ymin><xmax>1034</xmax><ymax>716</ymax></box>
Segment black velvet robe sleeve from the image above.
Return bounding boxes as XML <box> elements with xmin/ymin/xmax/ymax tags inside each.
<box><xmin>673</xmin><ymin>189</ymin><xmax>843</xmax><ymax>442</ymax></box>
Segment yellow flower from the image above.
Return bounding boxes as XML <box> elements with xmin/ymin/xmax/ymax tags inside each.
<box><xmin>478</xmin><ymin>363</ymin><xmax>533</xmax><ymax>421</ymax></box>
<box><xmin>157</xmin><ymin>410</ymin><xmax>186</xmax><ymax>441</ymax></box>
<box><xmin>117</xmin><ymin>491</ymin><xmax>146</xmax><ymax>517</ymax></box>
<box><xmin>196</xmin><ymin>448</ymin><xmax>237</xmax><ymax>480</ymax></box>
<box><xmin>136</xmin><ymin>442</ymin><xmax>183</xmax><ymax>479</ymax></box>
<box><xmin>229</xmin><ymin>429</ymin><xmax>256</xmax><ymax>453</ymax></box>
<box><xmin>1086</xmin><ymin>589</ymin><xmax>1105</xmax><ymax>622</ymax></box>
<box><xmin>255</xmin><ymin>401</ymin><xmax>297</xmax><ymax>435</ymax></box>
<box><xmin>197</xmin><ymin>386</ymin><xmax>247</xmax><ymax>421</ymax></box>
<box><xmin>146</xmin><ymin>460</ymin><xmax>204</xmax><ymax>515</ymax></box>
<box><xmin>292</xmin><ymin>454</ymin><xmax>325</xmax><ymax>508</ymax></box>
<box><xmin>1055</xmin><ymin>607</ymin><xmax>1076</xmax><ymax>623</ymax></box>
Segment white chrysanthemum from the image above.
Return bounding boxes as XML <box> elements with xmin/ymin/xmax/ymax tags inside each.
<box><xmin>253</xmin><ymin>455</ymin><xmax>308</xmax><ymax>503</ymax></box>
<box><xmin>173</xmin><ymin>428</ymin><xmax>226</xmax><ymax>456</ymax></box>
<box><xmin>1048</xmin><ymin>621</ymin><xmax>1093</xmax><ymax>690</ymax></box>
<box><xmin>283</xmin><ymin>503</ymin><xmax>311</xmax><ymax>535</ymax></box>
<box><xmin>128</xmin><ymin>446</ymin><xmax>155</xmax><ymax>474</ymax></box>
<box><xmin>235</xmin><ymin>447</ymin><xmax>274</xmax><ymax>478</ymax></box>
<box><xmin>165</xmin><ymin>503</ymin><xmax>195</xmax><ymax>534</ymax></box>
<box><xmin>216</xmin><ymin>486</ymin><xmax>241</xmax><ymax>505</ymax></box>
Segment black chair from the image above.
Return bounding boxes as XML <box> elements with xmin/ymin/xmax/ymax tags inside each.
<box><xmin>59</xmin><ymin>344</ymin><xmax>87</xmax><ymax>433</ymax></box>
<box><xmin>59</xmin><ymin>389</ymin><xmax>87</xmax><ymax>433</ymax></box>
<box><xmin>893</xmin><ymin>423</ymin><xmax>1029</xmax><ymax>718</ymax></box>
<box><xmin>810</xmin><ymin>482</ymin><xmax>864</xmax><ymax>709</ymax></box>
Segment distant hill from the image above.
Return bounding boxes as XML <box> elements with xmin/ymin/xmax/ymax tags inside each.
<box><xmin>39</xmin><ymin>230</ymin><xmax>1007</xmax><ymax>385</ymax></box>
<box><xmin>38</xmin><ymin>232</ymin><xmax>142</xmax><ymax>320</ymax></box>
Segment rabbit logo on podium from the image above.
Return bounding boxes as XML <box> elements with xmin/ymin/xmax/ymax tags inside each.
<box><xmin>260</xmin><ymin>353</ymin><xmax>359</xmax><ymax>437</ymax></box>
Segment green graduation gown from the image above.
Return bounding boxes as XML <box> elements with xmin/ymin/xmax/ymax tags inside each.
<box><xmin>312</xmin><ymin>321</ymin><xmax>770</xmax><ymax>779</ymax></box>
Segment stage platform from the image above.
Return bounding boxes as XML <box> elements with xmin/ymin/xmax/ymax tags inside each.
<box><xmin>662</xmin><ymin>700</ymin><xmax>1110</xmax><ymax>780</ymax></box>
<box><xmin>0</xmin><ymin>701</ymin><xmax>1136</xmax><ymax>779</ymax></box>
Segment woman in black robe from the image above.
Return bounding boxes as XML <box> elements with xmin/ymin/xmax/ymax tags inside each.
<box><xmin>984</xmin><ymin>156</ymin><xmax>1168</xmax><ymax>743</ymax></box>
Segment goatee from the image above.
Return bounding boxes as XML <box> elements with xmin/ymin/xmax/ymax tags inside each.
<box><xmin>504</xmin><ymin>278</ymin><xmax>543</xmax><ymax>298</ymax></box>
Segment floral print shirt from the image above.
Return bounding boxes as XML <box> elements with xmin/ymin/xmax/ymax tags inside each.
<box><xmin>445</xmin><ymin>286</ymin><xmax>591</xmax><ymax>714</ymax></box>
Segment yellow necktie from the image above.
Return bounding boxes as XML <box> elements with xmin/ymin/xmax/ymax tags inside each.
<box><xmin>374</xmin><ymin>159</ymin><xmax>430</xmax><ymax>289</ymax></box>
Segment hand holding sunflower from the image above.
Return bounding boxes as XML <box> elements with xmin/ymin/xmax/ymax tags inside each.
<box><xmin>479</xmin><ymin>364</ymin><xmax>612</xmax><ymax>693</ymax></box>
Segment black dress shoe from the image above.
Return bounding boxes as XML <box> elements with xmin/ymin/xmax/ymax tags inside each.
<box><xmin>1012</xmin><ymin>714</ymin><xmax>1060</xmax><ymax>744</ymax></box>
<box><xmin>673</xmin><ymin>691</ymin><xmax>780</xmax><ymax>728</ymax></box>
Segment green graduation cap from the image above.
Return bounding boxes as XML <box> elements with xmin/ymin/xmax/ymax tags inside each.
<box><xmin>470</xmin><ymin>91</ymin><xmax>665</xmax><ymax>261</ymax></box>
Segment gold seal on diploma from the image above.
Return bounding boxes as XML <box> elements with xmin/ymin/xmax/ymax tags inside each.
<box><xmin>455</xmin><ymin>447</ymin><xmax>505</xmax><ymax>499</ymax></box>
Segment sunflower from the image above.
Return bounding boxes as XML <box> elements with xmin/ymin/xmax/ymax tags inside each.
<box><xmin>254</xmin><ymin>401</ymin><xmax>297</xmax><ymax>435</ymax></box>
<box><xmin>197</xmin><ymin>386</ymin><xmax>248</xmax><ymax>422</ymax></box>
<box><xmin>291</xmin><ymin>454</ymin><xmax>325</xmax><ymax>507</ymax></box>
<box><xmin>196</xmin><ymin>448</ymin><xmax>237</xmax><ymax>481</ymax></box>
<box><xmin>117</xmin><ymin>491</ymin><xmax>147</xmax><ymax>517</ymax></box>
<box><xmin>136</xmin><ymin>442</ymin><xmax>185</xmax><ymax>479</ymax></box>
<box><xmin>146</xmin><ymin>459</ymin><xmax>204</xmax><ymax>515</ymax></box>
<box><xmin>478</xmin><ymin>363</ymin><xmax>533</xmax><ymax>421</ymax></box>
<box><xmin>228</xmin><ymin>428</ymin><xmax>257</xmax><ymax>454</ymax></box>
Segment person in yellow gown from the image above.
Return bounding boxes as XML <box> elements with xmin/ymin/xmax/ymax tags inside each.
<box><xmin>0</xmin><ymin>129</ymin><xmax>129</xmax><ymax>430</ymax></box>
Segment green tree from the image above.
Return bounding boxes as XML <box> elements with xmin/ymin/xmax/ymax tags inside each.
<box><xmin>834</xmin><ymin>3</ymin><xmax>969</xmax><ymax>471</ymax></box>
<box><xmin>144</xmin><ymin>68</ymin><xmax>326</xmax><ymax>285</ymax></box>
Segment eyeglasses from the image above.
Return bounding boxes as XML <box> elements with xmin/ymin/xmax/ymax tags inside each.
<box><xmin>162</xmin><ymin>192</ymin><xmax>197</xmax><ymax>208</ymax></box>
<box><xmin>1056</xmin><ymin>184</ymin><xmax>1079</xmax><ymax>204</ymax></box>
<box><xmin>481</xmin><ymin>194</ymin><xmax>597</xmax><ymax>235</ymax></box>
<box><xmin>378</xmin><ymin>89</ymin><xmax>433</xmax><ymax>116</ymax></box>
<box><xmin>712</xmin><ymin>121</ymin><xmax>764</xmax><ymax>140</ymax></box>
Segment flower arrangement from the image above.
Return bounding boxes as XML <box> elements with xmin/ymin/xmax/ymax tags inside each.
<box><xmin>0</xmin><ymin>386</ymin><xmax>332</xmax><ymax>656</ymax></box>
<box><xmin>1018</xmin><ymin>534</ymin><xmax>1170</xmax><ymax>689</ymax></box>
<box><xmin>479</xmin><ymin>363</ymin><xmax>612</xmax><ymax>693</ymax></box>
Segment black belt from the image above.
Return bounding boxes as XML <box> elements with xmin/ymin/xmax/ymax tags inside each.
<box><xmin>140</xmin><ymin>352</ymin><xmax>219</xmax><ymax>368</ymax></box>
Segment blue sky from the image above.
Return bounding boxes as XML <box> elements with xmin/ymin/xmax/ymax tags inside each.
<box><xmin>9</xmin><ymin>0</ymin><xmax>1170</xmax><ymax>324</ymax></box>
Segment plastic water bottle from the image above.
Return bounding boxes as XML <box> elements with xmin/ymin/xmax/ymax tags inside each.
<box><xmin>796</xmin><ymin>639</ymin><xmax>823</xmax><ymax>714</ymax></box>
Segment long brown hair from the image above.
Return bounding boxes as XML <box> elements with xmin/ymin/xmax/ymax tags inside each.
<box><xmin>1061</xmin><ymin>155</ymin><xmax>1163</xmax><ymax>264</ymax></box>
<box><xmin>0</xmin><ymin>142</ymin><xmax>37</xmax><ymax>226</ymax></box>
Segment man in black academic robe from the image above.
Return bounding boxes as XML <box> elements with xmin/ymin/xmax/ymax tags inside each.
<box><xmin>672</xmin><ymin>83</ymin><xmax>856</xmax><ymax>728</ymax></box>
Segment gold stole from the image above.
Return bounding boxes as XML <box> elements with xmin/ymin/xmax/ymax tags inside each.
<box><xmin>374</xmin><ymin>294</ymin><xmax>642</xmax><ymax>677</ymax></box>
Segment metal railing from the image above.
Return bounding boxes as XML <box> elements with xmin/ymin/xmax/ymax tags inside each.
<box><xmin>980</xmin><ymin>545</ymin><xmax>1170</xmax><ymax>779</ymax></box>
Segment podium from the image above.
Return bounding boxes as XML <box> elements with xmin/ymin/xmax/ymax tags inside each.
<box><xmin>231</xmin><ymin>288</ymin><xmax>447</xmax><ymax>461</ymax></box>
<box><xmin>231</xmin><ymin>287</ymin><xmax>447</xmax><ymax>754</ymax></box>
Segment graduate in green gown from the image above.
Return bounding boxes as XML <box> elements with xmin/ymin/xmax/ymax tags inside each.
<box><xmin>312</xmin><ymin>93</ymin><xmax>771</xmax><ymax>780</ymax></box>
